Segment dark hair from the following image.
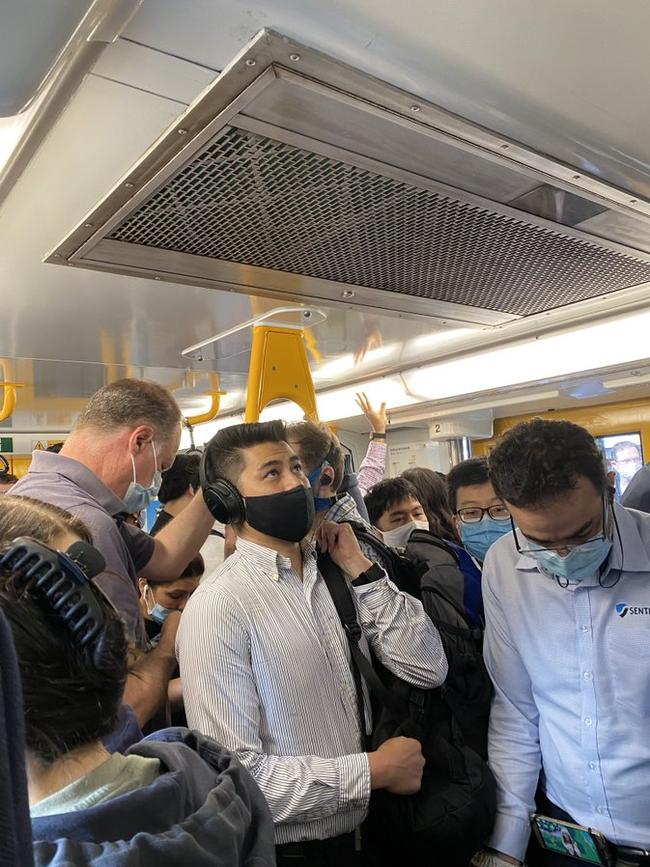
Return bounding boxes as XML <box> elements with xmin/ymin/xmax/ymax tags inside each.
<box><xmin>401</xmin><ymin>467</ymin><xmax>460</xmax><ymax>542</ymax></box>
<box><xmin>488</xmin><ymin>418</ymin><xmax>607</xmax><ymax>507</ymax></box>
<box><xmin>287</xmin><ymin>420</ymin><xmax>346</xmax><ymax>490</ymax></box>
<box><xmin>365</xmin><ymin>477</ymin><xmax>422</xmax><ymax>526</ymax></box>
<box><xmin>0</xmin><ymin>496</ymin><xmax>127</xmax><ymax>765</ymax></box>
<box><xmin>612</xmin><ymin>440</ymin><xmax>641</xmax><ymax>460</ymax></box>
<box><xmin>75</xmin><ymin>378</ymin><xmax>182</xmax><ymax>442</ymax></box>
<box><xmin>447</xmin><ymin>458</ymin><xmax>490</xmax><ymax>512</ymax></box>
<box><xmin>147</xmin><ymin>553</ymin><xmax>205</xmax><ymax>584</ymax></box>
<box><xmin>45</xmin><ymin>442</ymin><xmax>64</xmax><ymax>454</ymax></box>
<box><xmin>158</xmin><ymin>453</ymin><xmax>200</xmax><ymax>504</ymax></box>
<box><xmin>0</xmin><ymin>473</ymin><xmax>18</xmax><ymax>484</ymax></box>
<box><xmin>204</xmin><ymin>420</ymin><xmax>287</xmax><ymax>485</ymax></box>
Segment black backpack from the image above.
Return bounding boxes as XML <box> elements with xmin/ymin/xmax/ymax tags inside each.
<box><xmin>318</xmin><ymin>525</ymin><xmax>496</xmax><ymax>866</ymax></box>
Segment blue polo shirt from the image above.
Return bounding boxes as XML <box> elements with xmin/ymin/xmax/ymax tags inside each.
<box><xmin>11</xmin><ymin>451</ymin><xmax>154</xmax><ymax>648</ymax></box>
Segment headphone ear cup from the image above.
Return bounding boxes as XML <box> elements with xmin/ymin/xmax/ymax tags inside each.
<box><xmin>202</xmin><ymin>479</ymin><xmax>245</xmax><ymax>525</ymax></box>
<box><xmin>199</xmin><ymin>449</ymin><xmax>245</xmax><ymax>525</ymax></box>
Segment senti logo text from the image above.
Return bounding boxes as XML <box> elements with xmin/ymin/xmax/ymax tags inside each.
<box><xmin>615</xmin><ymin>602</ymin><xmax>650</xmax><ymax>619</ymax></box>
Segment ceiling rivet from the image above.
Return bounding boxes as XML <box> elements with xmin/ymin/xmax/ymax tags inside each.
<box><xmin>341</xmin><ymin>290</ymin><xmax>355</xmax><ymax>299</ymax></box>
<box><xmin>154</xmin><ymin>276</ymin><xmax>161</xmax><ymax>281</ymax></box>
<box><xmin>245</xmin><ymin>59</ymin><xmax>257</xmax><ymax>67</ymax></box>
<box><xmin>572</xmin><ymin>174</ymin><xmax>581</xmax><ymax>180</ymax></box>
<box><xmin>125</xmin><ymin>182</ymin><xmax>134</xmax><ymax>188</ymax></box>
<box><xmin>177</xmin><ymin>128</ymin><xmax>188</xmax><ymax>135</ymax></box>
<box><xmin>630</xmin><ymin>198</ymin><xmax>638</xmax><ymax>204</ymax></box>
<box><xmin>500</xmin><ymin>143</ymin><xmax>510</xmax><ymax>149</ymax></box>
<box><xmin>410</xmin><ymin>104</ymin><xmax>421</xmax><ymax>113</ymax></box>
<box><xmin>289</xmin><ymin>53</ymin><xmax>301</xmax><ymax>61</ymax></box>
<box><xmin>84</xmin><ymin>222</ymin><xmax>94</xmax><ymax>228</ymax></box>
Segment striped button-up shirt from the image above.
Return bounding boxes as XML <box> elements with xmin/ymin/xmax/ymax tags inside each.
<box><xmin>177</xmin><ymin>535</ymin><xmax>446</xmax><ymax>844</ymax></box>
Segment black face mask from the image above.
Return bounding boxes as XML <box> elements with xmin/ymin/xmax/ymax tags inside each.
<box><xmin>245</xmin><ymin>484</ymin><xmax>315</xmax><ymax>543</ymax></box>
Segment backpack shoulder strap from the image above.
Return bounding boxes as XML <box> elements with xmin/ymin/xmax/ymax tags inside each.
<box><xmin>317</xmin><ymin>550</ymin><xmax>411</xmax><ymax>729</ymax></box>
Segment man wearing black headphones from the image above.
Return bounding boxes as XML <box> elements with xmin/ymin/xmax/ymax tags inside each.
<box><xmin>177</xmin><ymin>419</ymin><xmax>447</xmax><ymax>866</ymax></box>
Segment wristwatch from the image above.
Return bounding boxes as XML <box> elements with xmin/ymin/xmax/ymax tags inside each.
<box><xmin>351</xmin><ymin>562</ymin><xmax>384</xmax><ymax>587</ymax></box>
<box><xmin>370</xmin><ymin>432</ymin><xmax>386</xmax><ymax>441</ymax></box>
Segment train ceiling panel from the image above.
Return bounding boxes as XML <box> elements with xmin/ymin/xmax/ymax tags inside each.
<box><xmin>49</xmin><ymin>30</ymin><xmax>650</xmax><ymax>326</ymax></box>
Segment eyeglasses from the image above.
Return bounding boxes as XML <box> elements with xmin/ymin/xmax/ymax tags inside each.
<box><xmin>457</xmin><ymin>505</ymin><xmax>510</xmax><ymax>524</ymax></box>
<box><xmin>512</xmin><ymin>498</ymin><xmax>611</xmax><ymax>555</ymax></box>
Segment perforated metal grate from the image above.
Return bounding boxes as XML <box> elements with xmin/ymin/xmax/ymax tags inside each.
<box><xmin>108</xmin><ymin>127</ymin><xmax>650</xmax><ymax>315</ymax></box>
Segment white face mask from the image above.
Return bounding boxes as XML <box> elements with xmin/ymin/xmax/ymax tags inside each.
<box><xmin>382</xmin><ymin>519</ymin><xmax>429</xmax><ymax>549</ymax></box>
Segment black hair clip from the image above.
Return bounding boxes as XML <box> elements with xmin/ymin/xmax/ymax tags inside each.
<box><xmin>0</xmin><ymin>537</ymin><xmax>107</xmax><ymax>649</ymax></box>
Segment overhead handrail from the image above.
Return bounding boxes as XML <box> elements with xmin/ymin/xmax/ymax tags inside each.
<box><xmin>181</xmin><ymin>306</ymin><xmax>326</xmax><ymax>360</ymax></box>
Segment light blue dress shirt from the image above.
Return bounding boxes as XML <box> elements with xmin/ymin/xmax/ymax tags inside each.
<box><xmin>482</xmin><ymin>503</ymin><xmax>650</xmax><ymax>862</ymax></box>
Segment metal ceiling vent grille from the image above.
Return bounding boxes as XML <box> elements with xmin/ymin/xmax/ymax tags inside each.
<box><xmin>108</xmin><ymin>128</ymin><xmax>650</xmax><ymax>316</ymax></box>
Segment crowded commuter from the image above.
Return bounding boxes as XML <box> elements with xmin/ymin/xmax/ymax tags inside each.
<box><xmin>150</xmin><ymin>451</ymin><xmax>225</xmax><ymax>572</ymax></box>
<box><xmin>178</xmin><ymin>420</ymin><xmax>447</xmax><ymax>865</ymax></box>
<box><xmin>0</xmin><ymin>471</ymin><xmax>18</xmax><ymax>494</ymax></box>
<box><xmin>0</xmin><ymin>494</ymin><xmax>275</xmax><ymax>866</ymax></box>
<box><xmin>401</xmin><ymin>466</ymin><xmax>460</xmax><ymax>543</ymax></box>
<box><xmin>10</xmin><ymin>378</ymin><xmax>216</xmax><ymax>727</ymax></box>
<box><xmin>610</xmin><ymin>439</ymin><xmax>643</xmax><ymax>499</ymax></box>
<box><xmin>139</xmin><ymin>553</ymin><xmax>203</xmax><ymax>643</ymax></box>
<box><xmin>365</xmin><ymin>476</ymin><xmax>484</xmax><ymax>628</ymax></box>
<box><xmin>365</xmin><ymin>476</ymin><xmax>429</xmax><ymax>548</ymax></box>
<box><xmin>473</xmin><ymin>418</ymin><xmax>650</xmax><ymax>867</ymax></box>
<box><xmin>447</xmin><ymin>457</ymin><xmax>512</xmax><ymax>563</ymax></box>
<box><xmin>140</xmin><ymin>554</ymin><xmax>203</xmax><ymax>728</ymax></box>
<box><xmin>287</xmin><ymin>419</ymin><xmax>364</xmax><ymax>526</ymax></box>
<box><xmin>621</xmin><ymin>462</ymin><xmax>650</xmax><ymax>513</ymax></box>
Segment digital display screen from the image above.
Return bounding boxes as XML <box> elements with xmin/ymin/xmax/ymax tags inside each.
<box><xmin>534</xmin><ymin>816</ymin><xmax>605</xmax><ymax>864</ymax></box>
<box><xmin>595</xmin><ymin>432</ymin><xmax>643</xmax><ymax>501</ymax></box>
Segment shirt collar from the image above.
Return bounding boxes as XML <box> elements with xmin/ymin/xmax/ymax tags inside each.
<box><xmin>27</xmin><ymin>450</ymin><xmax>127</xmax><ymax>517</ymax></box>
<box><xmin>514</xmin><ymin>501</ymin><xmax>650</xmax><ymax>579</ymax></box>
<box><xmin>235</xmin><ymin>535</ymin><xmax>317</xmax><ymax>581</ymax></box>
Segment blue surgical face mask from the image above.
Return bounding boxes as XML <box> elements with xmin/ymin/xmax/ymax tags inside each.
<box><xmin>307</xmin><ymin>463</ymin><xmax>335</xmax><ymax>513</ymax></box>
<box><xmin>123</xmin><ymin>441</ymin><xmax>162</xmax><ymax>514</ymax></box>
<box><xmin>461</xmin><ymin>516</ymin><xmax>512</xmax><ymax>562</ymax></box>
<box><xmin>527</xmin><ymin>536</ymin><xmax>613</xmax><ymax>583</ymax></box>
<box><xmin>143</xmin><ymin>584</ymin><xmax>174</xmax><ymax>625</ymax></box>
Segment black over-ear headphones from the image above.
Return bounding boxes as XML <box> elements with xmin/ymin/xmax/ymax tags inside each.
<box><xmin>199</xmin><ymin>448</ymin><xmax>246</xmax><ymax>525</ymax></box>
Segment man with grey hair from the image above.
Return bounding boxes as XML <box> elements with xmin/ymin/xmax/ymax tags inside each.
<box><xmin>12</xmin><ymin>378</ymin><xmax>215</xmax><ymax>726</ymax></box>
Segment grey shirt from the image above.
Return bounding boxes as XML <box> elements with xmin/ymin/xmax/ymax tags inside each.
<box><xmin>11</xmin><ymin>451</ymin><xmax>154</xmax><ymax>647</ymax></box>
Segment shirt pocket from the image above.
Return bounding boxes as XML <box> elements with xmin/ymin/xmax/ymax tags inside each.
<box><xmin>607</xmin><ymin>626</ymin><xmax>650</xmax><ymax>719</ymax></box>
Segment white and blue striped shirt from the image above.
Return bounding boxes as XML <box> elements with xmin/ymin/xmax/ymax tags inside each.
<box><xmin>177</xmin><ymin>535</ymin><xmax>446</xmax><ymax>843</ymax></box>
<box><xmin>483</xmin><ymin>503</ymin><xmax>650</xmax><ymax>862</ymax></box>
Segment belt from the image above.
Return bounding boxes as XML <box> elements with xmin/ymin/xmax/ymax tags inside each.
<box><xmin>276</xmin><ymin>831</ymin><xmax>356</xmax><ymax>859</ymax></box>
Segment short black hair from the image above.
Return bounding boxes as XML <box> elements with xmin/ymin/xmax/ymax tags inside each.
<box><xmin>46</xmin><ymin>442</ymin><xmax>64</xmax><ymax>454</ymax></box>
<box><xmin>204</xmin><ymin>420</ymin><xmax>288</xmax><ymax>485</ymax></box>
<box><xmin>158</xmin><ymin>453</ymin><xmax>200</xmax><ymax>504</ymax></box>
<box><xmin>447</xmin><ymin>458</ymin><xmax>490</xmax><ymax>512</ymax></box>
<box><xmin>488</xmin><ymin>418</ymin><xmax>607</xmax><ymax>508</ymax></box>
<box><xmin>365</xmin><ymin>477</ymin><xmax>422</xmax><ymax>527</ymax></box>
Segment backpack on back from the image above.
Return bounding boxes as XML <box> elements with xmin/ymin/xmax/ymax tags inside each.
<box><xmin>319</xmin><ymin>524</ymin><xmax>496</xmax><ymax>866</ymax></box>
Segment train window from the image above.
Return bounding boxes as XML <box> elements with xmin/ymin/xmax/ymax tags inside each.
<box><xmin>595</xmin><ymin>432</ymin><xmax>644</xmax><ymax>501</ymax></box>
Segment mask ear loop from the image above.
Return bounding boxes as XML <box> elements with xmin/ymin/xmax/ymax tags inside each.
<box><xmin>600</xmin><ymin>489</ymin><xmax>623</xmax><ymax>589</ymax></box>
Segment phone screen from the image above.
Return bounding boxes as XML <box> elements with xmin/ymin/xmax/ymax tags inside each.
<box><xmin>532</xmin><ymin>815</ymin><xmax>607</xmax><ymax>865</ymax></box>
